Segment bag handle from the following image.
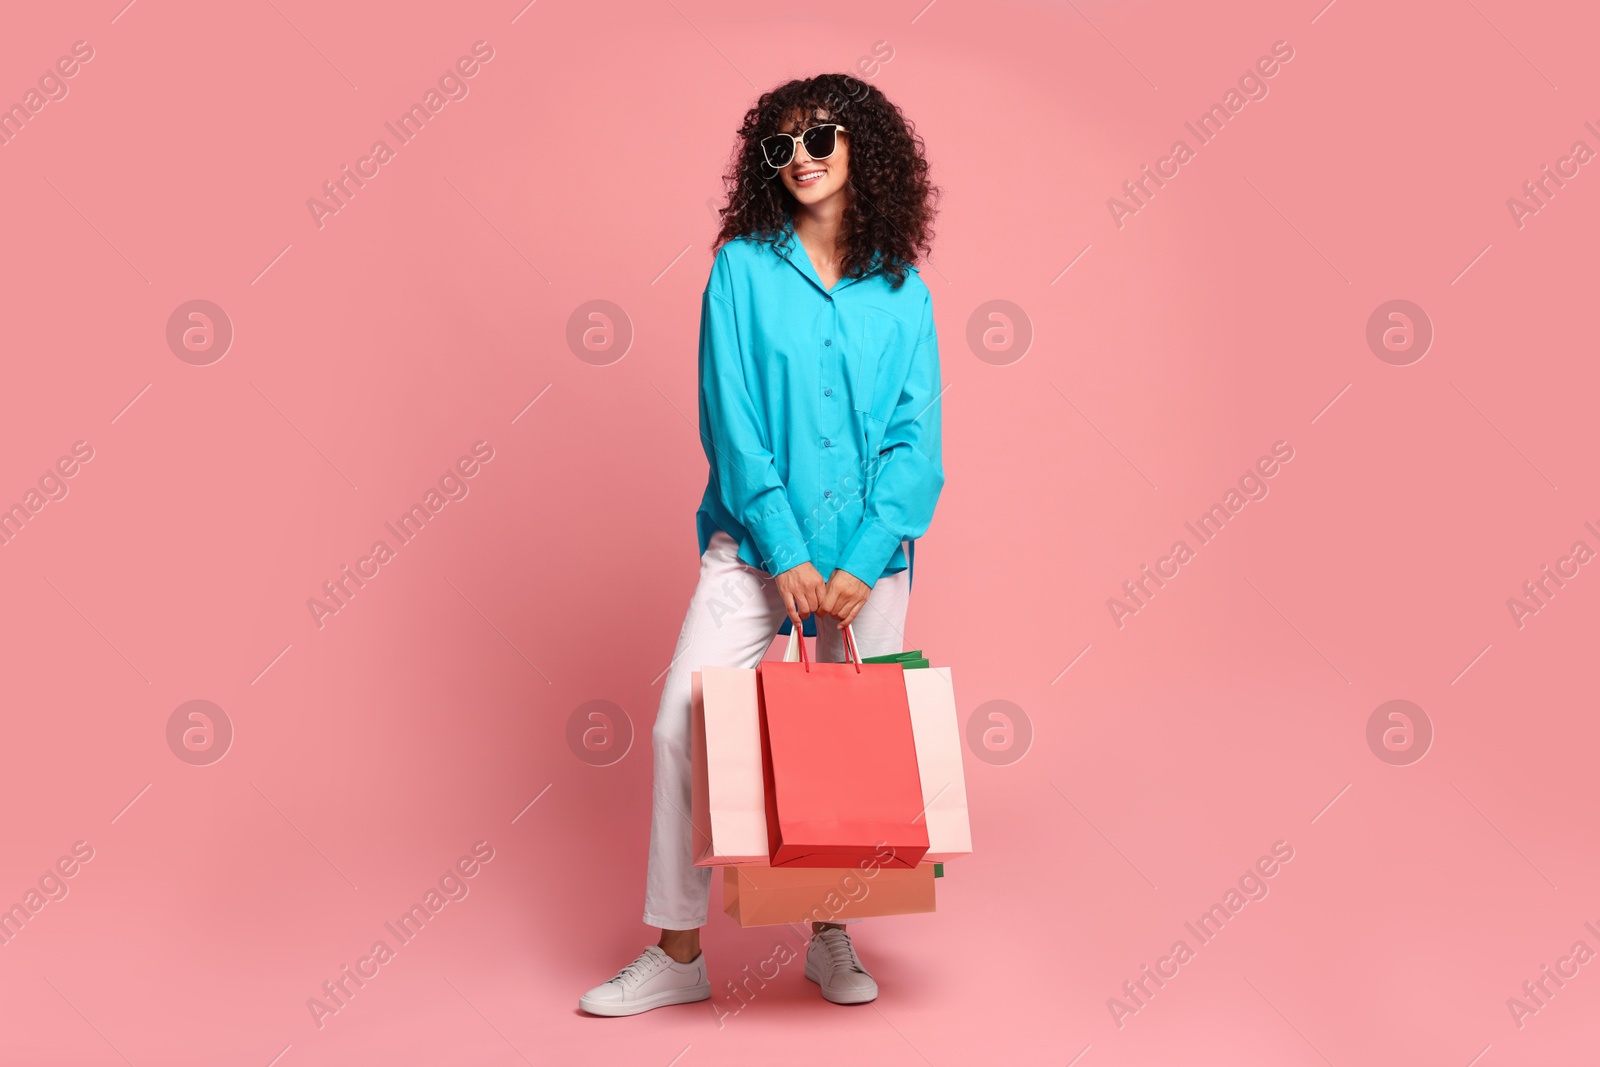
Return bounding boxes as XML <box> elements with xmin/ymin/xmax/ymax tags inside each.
<box><xmin>841</xmin><ymin>624</ymin><xmax>862</xmax><ymax>670</ymax></box>
<box><xmin>782</xmin><ymin>623</ymin><xmax>863</xmax><ymax>673</ymax></box>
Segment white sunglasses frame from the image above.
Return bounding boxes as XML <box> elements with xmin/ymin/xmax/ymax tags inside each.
<box><xmin>760</xmin><ymin>123</ymin><xmax>848</xmax><ymax>172</ymax></box>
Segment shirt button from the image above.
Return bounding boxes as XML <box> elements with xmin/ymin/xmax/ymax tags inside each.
<box><xmin>824</xmin><ymin>339</ymin><xmax>832</xmax><ymax>346</ymax></box>
<box><xmin>824</xmin><ymin>490</ymin><xmax>832</xmax><ymax>498</ymax></box>
<box><xmin>824</xmin><ymin>388</ymin><xmax>832</xmax><ymax>396</ymax></box>
<box><xmin>823</xmin><ymin>438</ymin><xmax>832</xmax><ymax>448</ymax></box>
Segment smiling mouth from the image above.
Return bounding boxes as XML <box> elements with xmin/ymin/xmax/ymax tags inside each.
<box><xmin>794</xmin><ymin>169</ymin><xmax>826</xmax><ymax>185</ymax></box>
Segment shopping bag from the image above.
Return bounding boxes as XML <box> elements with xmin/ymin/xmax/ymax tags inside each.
<box><xmin>690</xmin><ymin>666</ymin><xmax>769</xmax><ymax>866</ymax></box>
<box><xmin>722</xmin><ymin>861</ymin><xmax>937</xmax><ymax>927</ymax></box>
<box><xmin>757</xmin><ymin>625</ymin><xmax>929</xmax><ymax>868</ymax></box>
<box><xmin>864</xmin><ymin>648</ymin><xmax>972</xmax><ymax>862</ymax></box>
<box><xmin>902</xmin><ymin>665</ymin><xmax>973</xmax><ymax>862</ymax></box>
<box><xmin>862</xmin><ymin>649</ymin><xmax>930</xmax><ymax>669</ymax></box>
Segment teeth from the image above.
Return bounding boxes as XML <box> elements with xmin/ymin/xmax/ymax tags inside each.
<box><xmin>797</xmin><ymin>171</ymin><xmax>824</xmax><ymax>181</ymax></box>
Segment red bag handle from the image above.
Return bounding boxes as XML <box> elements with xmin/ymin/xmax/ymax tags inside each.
<box><xmin>841</xmin><ymin>623</ymin><xmax>863</xmax><ymax>672</ymax></box>
<box><xmin>788</xmin><ymin>623</ymin><xmax>863</xmax><ymax>674</ymax></box>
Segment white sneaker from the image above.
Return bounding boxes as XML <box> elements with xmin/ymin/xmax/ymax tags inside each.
<box><xmin>578</xmin><ymin>945</ymin><xmax>711</xmax><ymax>1017</ymax></box>
<box><xmin>804</xmin><ymin>926</ymin><xmax>878</xmax><ymax>1004</ymax></box>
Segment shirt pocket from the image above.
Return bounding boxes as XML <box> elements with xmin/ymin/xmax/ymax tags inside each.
<box><xmin>852</xmin><ymin>310</ymin><xmax>900</xmax><ymax>423</ymax></box>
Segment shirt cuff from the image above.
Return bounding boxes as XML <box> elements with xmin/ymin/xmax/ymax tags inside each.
<box><xmin>836</xmin><ymin>518</ymin><xmax>900</xmax><ymax>589</ymax></box>
<box><xmin>749</xmin><ymin>504</ymin><xmax>810</xmax><ymax>576</ymax></box>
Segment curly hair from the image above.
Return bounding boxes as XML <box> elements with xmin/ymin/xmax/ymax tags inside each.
<box><xmin>712</xmin><ymin>73</ymin><xmax>938</xmax><ymax>291</ymax></box>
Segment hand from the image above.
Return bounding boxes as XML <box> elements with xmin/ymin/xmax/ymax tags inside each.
<box><xmin>819</xmin><ymin>569</ymin><xmax>871</xmax><ymax>629</ymax></box>
<box><xmin>775</xmin><ymin>561</ymin><xmax>827</xmax><ymax>629</ymax></box>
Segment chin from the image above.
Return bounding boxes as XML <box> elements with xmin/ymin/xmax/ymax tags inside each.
<box><xmin>792</xmin><ymin>182</ymin><xmax>838</xmax><ymax>202</ymax></box>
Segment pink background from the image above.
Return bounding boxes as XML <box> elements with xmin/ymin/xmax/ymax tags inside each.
<box><xmin>2</xmin><ymin>0</ymin><xmax>1597</xmax><ymax>1064</ymax></box>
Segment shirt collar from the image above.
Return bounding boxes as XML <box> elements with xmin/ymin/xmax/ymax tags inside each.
<box><xmin>772</xmin><ymin>215</ymin><xmax>918</xmax><ymax>295</ymax></box>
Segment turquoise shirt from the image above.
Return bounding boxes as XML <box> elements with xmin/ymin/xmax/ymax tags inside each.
<box><xmin>695</xmin><ymin>216</ymin><xmax>945</xmax><ymax>586</ymax></box>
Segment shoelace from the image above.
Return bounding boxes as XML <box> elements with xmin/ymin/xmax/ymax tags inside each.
<box><xmin>815</xmin><ymin>929</ymin><xmax>866</xmax><ymax>974</ymax></box>
<box><xmin>610</xmin><ymin>949</ymin><xmax>667</xmax><ymax>986</ymax></box>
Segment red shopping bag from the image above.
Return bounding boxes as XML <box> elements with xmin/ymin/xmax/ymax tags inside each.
<box><xmin>756</xmin><ymin>626</ymin><xmax>929</xmax><ymax>868</ymax></box>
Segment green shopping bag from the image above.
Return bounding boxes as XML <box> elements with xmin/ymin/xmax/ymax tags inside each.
<box><xmin>862</xmin><ymin>650</ymin><xmax>930</xmax><ymax>670</ymax></box>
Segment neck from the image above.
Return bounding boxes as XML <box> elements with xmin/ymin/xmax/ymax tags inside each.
<box><xmin>792</xmin><ymin>201</ymin><xmax>847</xmax><ymax>257</ymax></box>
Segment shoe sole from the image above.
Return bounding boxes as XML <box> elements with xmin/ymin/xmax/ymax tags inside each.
<box><xmin>579</xmin><ymin>983</ymin><xmax>711</xmax><ymax>1017</ymax></box>
<box><xmin>803</xmin><ymin>958</ymin><xmax>878</xmax><ymax>1004</ymax></box>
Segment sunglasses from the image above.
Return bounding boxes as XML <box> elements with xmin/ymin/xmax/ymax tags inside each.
<box><xmin>760</xmin><ymin>123</ymin><xmax>847</xmax><ymax>171</ymax></box>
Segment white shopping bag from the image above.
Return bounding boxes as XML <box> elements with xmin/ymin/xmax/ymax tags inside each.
<box><xmin>904</xmin><ymin>665</ymin><xmax>973</xmax><ymax>862</ymax></box>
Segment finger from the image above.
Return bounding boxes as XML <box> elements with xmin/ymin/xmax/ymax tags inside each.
<box><xmin>782</xmin><ymin>590</ymin><xmax>801</xmax><ymax>628</ymax></box>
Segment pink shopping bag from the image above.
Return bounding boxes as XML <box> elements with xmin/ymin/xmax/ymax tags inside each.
<box><xmin>691</xmin><ymin>666</ymin><xmax>770</xmax><ymax>865</ymax></box>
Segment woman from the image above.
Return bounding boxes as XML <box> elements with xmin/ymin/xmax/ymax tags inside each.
<box><xmin>580</xmin><ymin>73</ymin><xmax>944</xmax><ymax>1016</ymax></box>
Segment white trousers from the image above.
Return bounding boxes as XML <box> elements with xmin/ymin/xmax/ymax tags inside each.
<box><xmin>642</xmin><ymin>530</ymin><xmax>912</xmax><ymax>930</ymax></box>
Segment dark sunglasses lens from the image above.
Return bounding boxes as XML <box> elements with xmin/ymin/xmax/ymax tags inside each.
<box><xmin>802</xmin><ymin>125</ymin><xmax>837</xmax><ymax>159</ymax></box>
<box><xmin>763</xmin><ymin>135</ymin><xmax>794</xmax><ymax>168</ymax></box>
